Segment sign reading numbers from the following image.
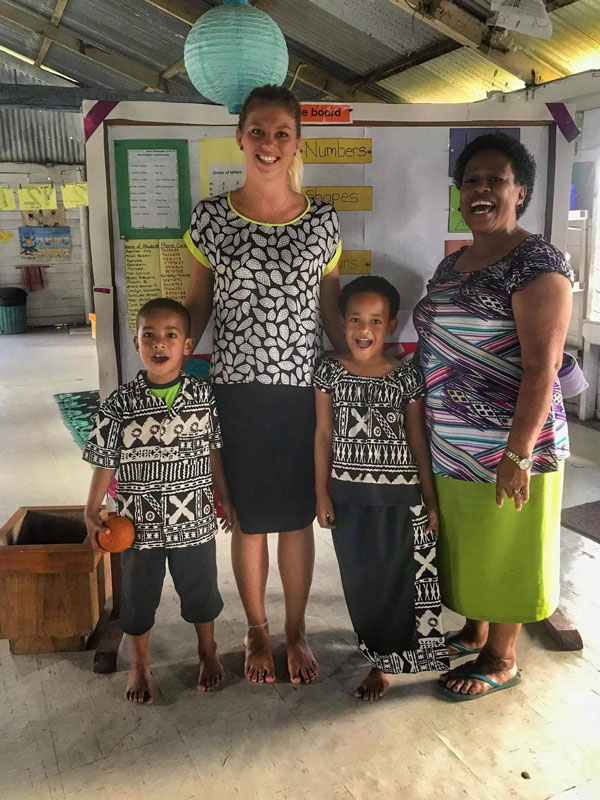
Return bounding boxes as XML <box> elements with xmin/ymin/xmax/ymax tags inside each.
<box><xmin>301</xmin><ymin>139</ymin><xmax>372</xmax><ymax>164</ymax></box>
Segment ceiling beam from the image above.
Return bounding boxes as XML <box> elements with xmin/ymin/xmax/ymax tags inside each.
<box><xmin>143</xmin><ymin>0</ymin><xmax>379</xmax><ymax>102</ymax></box>
<box><xmin>143</xmin><ymin>57</ymin><xmax>186</xmax><ymax>92</ymax></box>
<box><xmin>34</xmin><ymin>0</ymin><xmax>69</xmax><ymax>67</ymax></box>
<box><xmin>546</xmin><ymin>0</ymin><xmax>582</xmax><ymax>11</ymax></box>
<box><xmin>0</xmin><ymin>84</ymin><xmax>211</xmax><ymax>110</ymax></box>
<box><xmin>354</xmin><ymin>40</ymin><xmax>461</xmax><ymax>88</ymax></box>
<box><xmin>0</xmin><ymin>1</ymin><xmax>189</xmax><ymax>93</ymax></box>
<box><xmin>386</xmin><ymin>0</ymin><xmax>566</xmax><ymax>85</ymax></box>
<box><xmin>0</xmin><ymin>47</ymin><xmax>76</xmax><ymax>86</ymax></box>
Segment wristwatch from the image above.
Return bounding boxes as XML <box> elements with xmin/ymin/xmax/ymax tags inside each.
<box><xmin>504</xmin><ymin>448</ymin><xmax>533</xmax><ymax>470</ymax></box>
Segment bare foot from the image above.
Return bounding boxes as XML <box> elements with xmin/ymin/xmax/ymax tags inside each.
<box><xmin>125</xmin><ymin>662</ymin><xmax>153</xmax><ymax>705</ymax></box>
<box><xmin>286</xmin><ymin>632</ymin><xmax>318</xmax><ymax>684</ymax></box>
<box><xmin>198</xmin><ymin>646</ymin><xmax>224</xmax><ymax>692</ymax></box>
<box><xmin>440</xmin><ymin>656</ymin><xmax>518</xmax><ymax>696</ymax></box>
<box><xmin>244</xmin><ymin>625</ymin><xmax>275</xmax><ymax>684</ymax></box>
<box><xmin>353</xmin><ymin>667</ymin><xmax>391</xmax><ymax>701</ymax></box>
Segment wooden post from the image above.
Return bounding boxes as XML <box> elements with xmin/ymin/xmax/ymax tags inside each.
<box><xmin>533</xmin><ymin>607</ymin><xmax>584</xmax><ymax>651</ymax></box>
<box><xmin>92</xmin><ymin>552</ymin><xmax>123</xmax><ymax>674</ymax></box>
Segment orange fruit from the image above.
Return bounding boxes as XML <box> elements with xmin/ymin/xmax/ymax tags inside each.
<box><xmin>98</xmin><ymin>515</ymin><xmax>135</xmax><ymax>553</ymax></box>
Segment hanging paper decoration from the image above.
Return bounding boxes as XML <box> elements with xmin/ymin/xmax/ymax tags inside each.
<box><xmin>184</xmin><ymin>0</ymin><xmax>288</xmax><ymax>114</ymax></box>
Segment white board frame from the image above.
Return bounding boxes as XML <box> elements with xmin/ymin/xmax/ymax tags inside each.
<box><xmin>84</xmin><ymin>100</ymin><xmax>573</xmax><ymax>398</ymax></box>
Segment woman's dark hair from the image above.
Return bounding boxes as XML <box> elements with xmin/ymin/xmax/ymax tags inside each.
<box><xmin>453</xmin><ymin>132</ymin><xmax>536</xmax><ymax>219</ymax></box>
<box><xmin>137</xmin><ymin>297</ymin><xmax>191</xmax><ymax>337</ymax></box>
<box><xmin>339</xmin><ymin>276</ymin><xmax>400</xmax><ymax>319</ymax></box>
<box><xmin>238</xmin><ymin>85</ymin><xmax>301</xmax><ymax>138</ymax></box>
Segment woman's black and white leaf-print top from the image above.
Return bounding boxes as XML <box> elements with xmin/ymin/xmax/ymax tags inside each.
<box><xmin>184</xmin><ymin>192</ymin><xmax>341</xmax><ymax>387</ymax></box>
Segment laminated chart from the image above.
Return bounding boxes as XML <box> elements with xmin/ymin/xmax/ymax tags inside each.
<box><xmin>125</xmin><ymin>239</ymin><xmax>191</xmax><ymax>332</ymax></box>
<box><xmin>115</xmin><ymin>140</ymin><xmax>191</xmax><ymax>239</ymax></box>
<box><xmin>198</xmin><ymin>137</ymin><xmax>245</xmax><ymax>199</ymax></box>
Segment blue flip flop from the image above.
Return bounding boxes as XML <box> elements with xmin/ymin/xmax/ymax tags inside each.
<box><xmin>445</xmin><ymin>634</ymin><xmax>483</xmax><ymax>661</ymax></box>
<box><xmin>436</xmin><ymin>670</ymin><xmax>522</xmax><ymax>701</ymax></box>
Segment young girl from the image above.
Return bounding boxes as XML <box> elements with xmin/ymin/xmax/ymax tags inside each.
<box><xmin>314</xmin><ymin>276</ymin><xmax>449</xmax><ymax>700</ymax></box>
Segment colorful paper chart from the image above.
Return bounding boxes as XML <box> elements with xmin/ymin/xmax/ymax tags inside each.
<box><xmin>125</xmin><ymin>238</ymin><xmax>191</xmax><ymax>332</ymax></box>
<box><xmin>198</xmin><ymin>137</ymin><xmax>245</xmax><ymax>199</ymax></box>
<box><xmin>19</xmin><ymin>225</ymin><xmax>71</xmax><ymax>261</ymax></box>
<box><xmin>0</xmin><ymin>187</ymin><xmax>16</xmax><ymax>211</ymax></box>
<box><xmin>61</xmin><ymin>183</ymin><xmax>89</xmax><ymax>208</ymax></box>
<box><xmin>448</xmin><ymin>185</ymin><xmax>471</xmax><ymax>233</ymax></box>
<box><xmin>18</xmin><ymin>185</ymin><xmax>57</xmax><ymax>210</ymax></box>
<box><xmin>448</xmin><ymin>128</ymin><xmax>520</xmax><ymax>177</ymax></box>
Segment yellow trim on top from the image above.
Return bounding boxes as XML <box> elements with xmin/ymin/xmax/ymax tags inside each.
<box><xmin>227</xmin><ymin>192</ymin><xmax>311</xmax><ymax>226</ymax></box>
<box><xmin>322</xmin><ymin>239</ymin><xmax>342</xmax><ymax>277</ymax></box>
<box><xmin>183</xmin><ymin>229</ymin><xmax>211</xmax><ymax>269</ymax></box>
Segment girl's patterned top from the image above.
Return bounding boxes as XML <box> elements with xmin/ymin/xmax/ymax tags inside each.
<box><xmin>313</xmin><ymin>354</ymin><xmax>425</xmax><ymax>485</ymax></box>
<box><xmin>184</xmin><ymin>192</ymin><xmax>341</xmax><ymax>387</ymax></box>
<box><xmin>413</xmin><ymin>234</ymin><xmax>574</xmax><ymax>483</ymax></box>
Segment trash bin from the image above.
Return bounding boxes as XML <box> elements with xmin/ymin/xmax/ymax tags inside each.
<box><xmin>0</xmin><ymin>287</ymin><xmax>27</xmax><ymax>334</ymax></box>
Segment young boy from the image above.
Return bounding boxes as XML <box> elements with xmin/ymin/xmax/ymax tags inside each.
<box><xmin>83</xmin><ymin>298</ymin><xmax>236</xmax><ymax>704</ymax></box>
<box><xmin>314</xmin><ymin>276</ymin><xmax>449</xmax><ymax>700</ymax></box>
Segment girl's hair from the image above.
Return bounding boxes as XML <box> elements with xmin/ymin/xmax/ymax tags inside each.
<box><xmin>453</xmin><ymin>132</ymin><xmax>536</xmax><ymax>219</ymax></box>
<box><xmin>339</xmin><ymin>276</ymin><xmax>401</xmax><ymax>319</ymax></box>
<box><xmin>238</xmin><ymin>85</ymin><xmax>304</xmax><ymax>193</ymax></box>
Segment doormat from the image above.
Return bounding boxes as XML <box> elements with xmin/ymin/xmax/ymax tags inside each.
<box><xmin>54</xmin><ymin>390</ymin><xmax>100</xmax><ymax>450</ymax></box>
<box><xmin>561</xmin><ymin>501</ymin><xmax>600</xmax><ymax>544</ymax></box>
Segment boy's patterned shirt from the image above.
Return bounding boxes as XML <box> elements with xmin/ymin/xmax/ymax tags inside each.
<box><xmin>83</xmin><ymin>372</ymin><xmax>222</xmax><ymax>549</ymax></box>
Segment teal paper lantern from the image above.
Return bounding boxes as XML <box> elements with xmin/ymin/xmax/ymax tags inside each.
<box><xmin>184</xmin><ymin>0</ymin><xmax>289</xmax><ymax>114</ymax></box>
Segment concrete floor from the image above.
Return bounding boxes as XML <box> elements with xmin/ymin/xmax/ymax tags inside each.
<box><xmin>0</xmin><ymin>329</ymin><xmax>599</xmax><ymax>800</ymax></box>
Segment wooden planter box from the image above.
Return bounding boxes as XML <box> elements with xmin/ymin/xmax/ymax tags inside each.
<box><xmin>0</xmin><ymin>506</ymin><xmax>111</xmax><ymax>654</ymax></box>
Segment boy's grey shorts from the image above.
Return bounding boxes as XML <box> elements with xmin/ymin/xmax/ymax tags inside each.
<box><xmin>119</xmin><ymin>539</ymin><xmax>223</xmax><ymax>636</ymax></box>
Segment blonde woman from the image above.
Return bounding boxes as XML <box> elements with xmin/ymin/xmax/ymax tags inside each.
<box><xmin>184</xmin><ymin>86</ymin><xmax>345</xmax><ymax>685</ymax></box>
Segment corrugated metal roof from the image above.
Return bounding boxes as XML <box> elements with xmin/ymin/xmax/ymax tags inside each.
<box><xmin>0</xmin><ymin>60</ymin><xmax>46</xmax><ymax>86</ymax></box>
<box><xmin>12</xmin><ymin>0</ymin><xmax>58</xmax><ymax>18</ymax></box>
<box><xmin>0</xmin><ymin>106</ymin><xmax>84</xmax><ymax>164</ymax></box>
<box><xmin>512</xmin><ymin>0</ymin><xmax>600</xmax><ymax>78</ymax></box>
<box><xmin>62</xmin><ymin>0</ymin><xmax>196</xmax><ymax>72</ymax></box>
<box><xmin>380</xmin><ymin>45</ymin><xmax>524</xmax><ymax>103</ymax></box>
<box><xmin>303</xmin><ymin>0</ymin><xmax>448</xmax><ymax>56</ymax></box>
<box><xmin>265</xmin><ymin>0</ymin><xmax>431</xmax><ymax>76</ymax></box>
<box><xmin>0</xmin><ymin>17</ymin><xmax>44</xmax><ymax>61</ymax></box>
<box><xmin>43</xmin><ymin>44</ymin><xmax>146</xmax><ymax>90</ymax></box>
<box><xmin>0</xmin><ymin>0</ymin><xmax>599</xmax><ymax>107</ymax></box>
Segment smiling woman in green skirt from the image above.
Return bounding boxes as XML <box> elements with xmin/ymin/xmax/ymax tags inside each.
<box><xmin>413</xmin><ymin>133</ymin><xmax>573</xmax><ymax>700</ymax></box>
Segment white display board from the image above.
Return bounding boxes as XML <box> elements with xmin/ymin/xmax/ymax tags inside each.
<box><xmin>85</xmin><ymin>101</ymin><xmax>572</xmax><ymax>396</ymax></box>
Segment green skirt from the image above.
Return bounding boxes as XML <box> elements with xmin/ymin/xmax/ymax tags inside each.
<box><xmin>434</xmin><ymin>467</ymin><xmax>563</xmax><ymax>623</ymax></box>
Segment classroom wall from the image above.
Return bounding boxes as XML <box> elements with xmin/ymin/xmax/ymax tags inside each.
<box><xmin>0</xmin><ymin>163</ymin><xmax>87</xmax><ymax>327</ymax></box>
<box><xmin>573</xmin><ymin>108</ymin><xmax>600</xmax><ymax>416</ymax></box>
